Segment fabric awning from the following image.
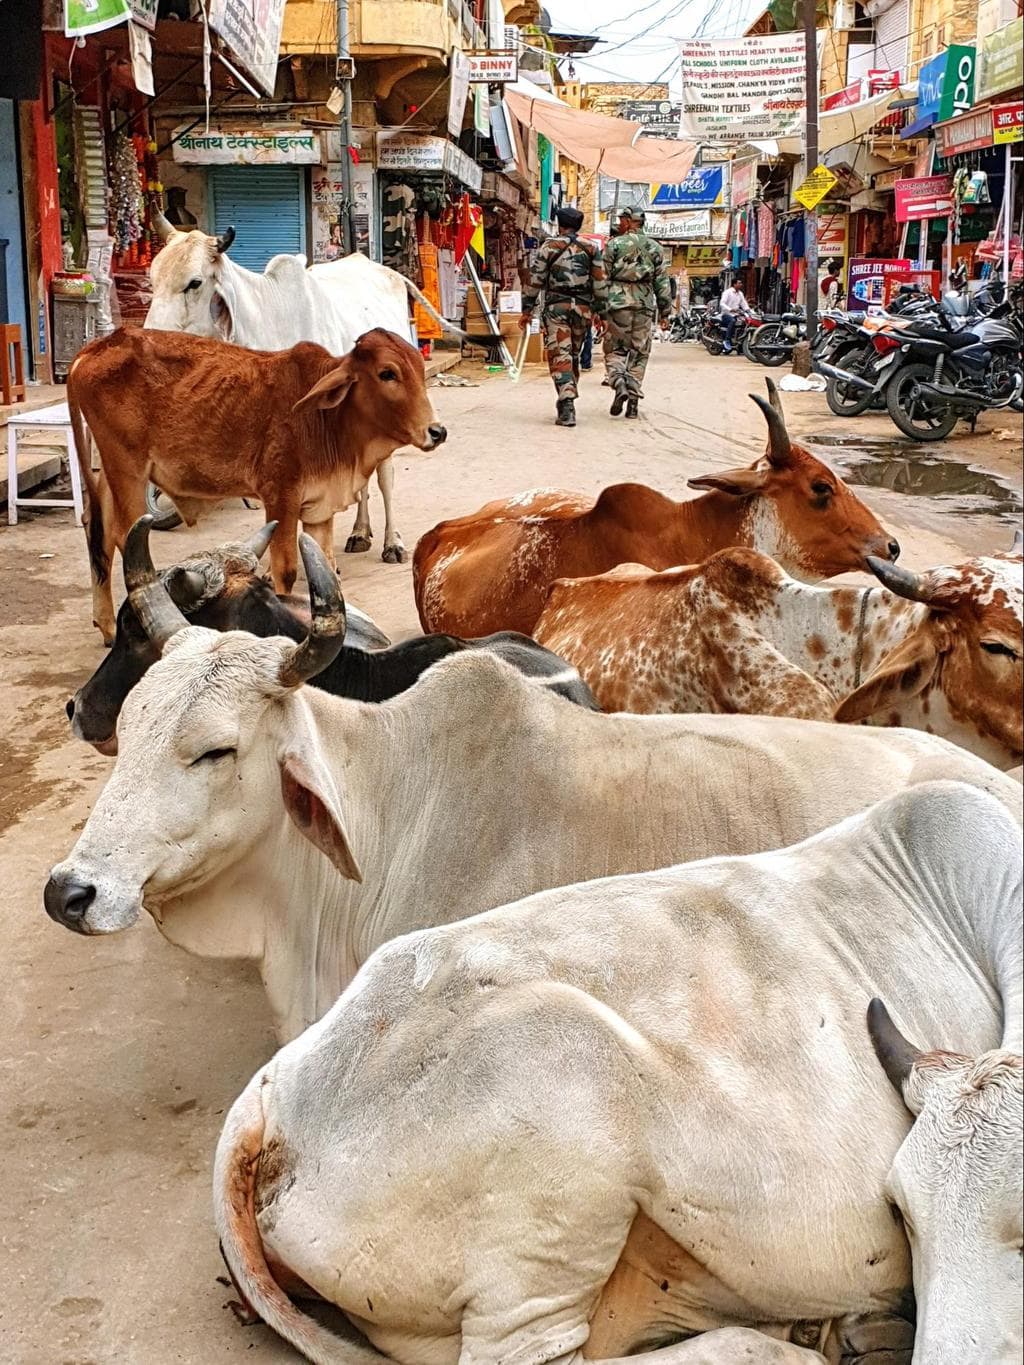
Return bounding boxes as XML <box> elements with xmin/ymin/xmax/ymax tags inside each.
<box><xmin>771</xmin><ymin>84</ymin><xmax>918</xmax><ymax>155</ymax></box>
<box><xmin>504</xmin><ymin>87</ymin><xmax>699</xmax><ymax>185</ymax></box>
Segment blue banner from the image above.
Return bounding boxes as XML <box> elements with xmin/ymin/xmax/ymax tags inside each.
<box><xmin>651</xmin><ymin>165</ymin><xmax>724</xmax><ymax>208</ymax></box>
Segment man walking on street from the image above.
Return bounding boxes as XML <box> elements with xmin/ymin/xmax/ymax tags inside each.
<box><xmin>719</xmin><ymin>279</ymin><xmax>752</xmax><ymax>354</ymax></box>
<box><xmin>520</xmin><ymin>206</ymin><xmax>606</xmax><ymax>428</ymax></box>
<box><xmin>603</xmin><ymin>206</ymin><xmax>672</xmax><ymax>418</ymax></box>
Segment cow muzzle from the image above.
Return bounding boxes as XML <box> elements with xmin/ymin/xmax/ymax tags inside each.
<box><xmin>422</xmin><ymin>423</ymin><xmax>447</xmax><ymax>451</ymax></box>
<box><xmin>44</xmin><ymin>865</ymin><xmax>141</xmax><ymax>935</ymax></box>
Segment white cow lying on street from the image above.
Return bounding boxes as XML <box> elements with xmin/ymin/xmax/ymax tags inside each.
<box><xmin>145</xmin><ymin>216</ymin><xmax>460</xmax><ymax>562</ymax></box>
<box><xmin>45</xmin><ymin>538</ymin><xmax>1022</xmax><ymax>1043</ymax></box>
<box><xmin>215</xmin><ymin>782</ymin><xmax>1022</xmax><ymax>1365</ymax></box>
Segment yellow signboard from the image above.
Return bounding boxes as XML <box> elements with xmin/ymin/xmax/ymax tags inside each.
<box><xmin>794</xmin><ymin>164</ymin><xmax>838</xmax><ymax>211</ymax></box>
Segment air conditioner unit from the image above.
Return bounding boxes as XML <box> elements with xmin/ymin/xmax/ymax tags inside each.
<box><xmin>833</xmin><ymin>0</ymin><xmax>857</xmax><ymax>30</ymax></box>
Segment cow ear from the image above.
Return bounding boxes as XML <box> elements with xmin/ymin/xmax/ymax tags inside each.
<box><xmin>688</xmin><ymin>464</ymin><xmax>769</xmax><ymax>497</ymax></box>
<box><xmin>280</xmin><ymin>753</ymin><xmax>362</xmax><ymax>883</ymax></box>
<box><xmin>834</xmin><ymin>629</ymin><xmax>940</xmax><ymax>725</ymax></box>
<box><xmin>293</xmin><ymin>357</ymin><xmax>356</xmax><ymax>413</ymax></box>
<box><xmin>210</xmin><ymin>288</ymin><xmax>234</xmax><ymax>341</ymax></box>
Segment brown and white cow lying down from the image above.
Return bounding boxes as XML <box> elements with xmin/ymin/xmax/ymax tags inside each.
<box><xmin>68</xmin><ymin>326</ymin><xmax>446</xmax><ymax>643</ymax></box>
<box><xmin>534</xmin><ymin>543</ymin><xmax>1024</xmax><ymax>770</ymax></box>
<box><xmin>412</xmin><ymin>381</ymin><xmax>899</xmax><ymax>638</ymax></box>
<box><xmin>215</xmin><ymin>783</ymin><xmax>1022</xmax><ymax>1365</ymax></box>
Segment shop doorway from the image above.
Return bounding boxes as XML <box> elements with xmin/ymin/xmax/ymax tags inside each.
<box><xmin>208</xmin><ymin>167</ymin><xmax>307</xmax><ymax>271</ymax></box>
<box><xmin>0</xmin><ymin>98</ymin><xmax>27</xmax><ymax>337</ymax></box>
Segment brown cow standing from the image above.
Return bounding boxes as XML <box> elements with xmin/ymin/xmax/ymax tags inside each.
<box><xmin>413</xmin><ymin>382</ymin><xmax>899</xmax><ymax>638</ymax></box>
<box><xmin>68</xmin><ymin>327</ymin><xmax>446</xmax><ymax>642</ymax></box>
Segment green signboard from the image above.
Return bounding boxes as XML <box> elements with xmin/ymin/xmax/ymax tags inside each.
<box><xmin>937</xmin><ymin>44</ymin><xmax>976</xmax><ymax>122</ymax></box>
<box><xmin>977</xmin><ymin>18</ymin><xmax>1024</xmax><ymax>102</ymax></box>
<box><xmin>64</xmin><ymin>0</ymin><xmax>129</xmax><ymax>36</ymax></box>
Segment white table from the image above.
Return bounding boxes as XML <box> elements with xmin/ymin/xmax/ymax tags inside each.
<box><xmin>6</xmin><ymin>400</ymin><xmax>85</xmax><ymax>525</ymax></box>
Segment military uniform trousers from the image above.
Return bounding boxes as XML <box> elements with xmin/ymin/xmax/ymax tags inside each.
<box><xmin>605</xmin><ymin>307</ymin><xmax>655</xmax><ymax>397</ymax></box>
<box><xmin>541</xmin><ymin>301</ymin><xmax>592</xmax><ymax>401</ymax></box>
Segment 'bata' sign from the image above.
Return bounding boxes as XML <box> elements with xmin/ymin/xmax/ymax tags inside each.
<box><xmin>847</xmin><ymin>258</ymin><xmax>913</xmax><ymax>311</ymax></box>
<box><xmin>894</xmin><ymin>175</ymin><xmax>953</xmax><ymax>223</ymax></box>
<box><xmin>467</xmin><ymin>51</ymin><xmax>518</xmax><ymax>83</ymax></box>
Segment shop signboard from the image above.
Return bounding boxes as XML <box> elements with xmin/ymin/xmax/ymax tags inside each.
<box><xmin>823</xmin><ymin>82</ymin><xmax>861</xmax><ymax>111</ymax></box>
<box><xmin>883</xmin><ymin>268</ymin><xmax>940</xmax><ymax>306</ymax></box>
<box><xmin>129</xmin><ymin>0</ymin><xmax>157</xmax><ymax>31</ymax></box>
<box><xmin>993</xmin><ymin>101</ymin><xmax>1024</xmax><ymax>145</ymax></box>
<box><xmin>644</xmin><ymin>210</ymin><xmax>712</xmax><ymax>241</ymax></box>
<box><xmin>376</xmin><ymin>130</ymin><xmax>482</xmax><ymax>192</ymax></box>
<box><xmin>171</xmin><ymin>126</ymin><xmax>322</xmax><ymax>165</ymax></box>
<box><xmin>935</xmin><ymin>108</ymin><xmax>995</xmax><ymax>157</ymax></box>
<box><xmin>650</xmin><ymin>165</ymin><xmax>724</xmax><ymax>208</ymax></box>
<box><xmin>847</xmin><ymin>257</ymin><xmax>913</xmax><ymax>310</ymax></box>
<box><xmin>730</xmin><ymin>158</ymin><xmax>757</xmax><ymax>207</ymax></box>
<box><xmin>448</xmin><ymin>48</ymin><xmax>470</xmax><ymax>137</ymax></box>
<box><xmin>676</xmin><ymin>34</ymin><xmax>805</xmax><ymax>144</ymax></box>
<box><xmin>977</xmin><ymin>17</ymin><xmax>1024</xmax><ymax>102</ymax></box>
<box><xmin>818</xmin><ymin>214</ymin><xmax>848</xmax><ymax>261</ymax></box>
<box><xmin>868</xmin><ymin>69</ymin><xmax>900</xmax><ymax>95</ymax></box>
<box><xmin>794</xmin><ymin>163</ymin><xmax>838</xmax><ymax>210</ymax></box>
<box><xmin>207</xmin><ymin>0</ymin><xmax>288</xmax><ymax>98</ymax></box>
<box><xmin>312</xmin><ymin>163</ymin><xmax>377</xmax><ymax>263</ymax></box>
<box><xmin>619</xmin><ymin>99</ymin><xmax>683</xmax><ymax>131</ymax></box>
<box><xmin>894</xmin><ymin>174</ymin><xmax>952</xmax><ymax>222</ymax></box>
<box><xmin>467</xmin><ymin>51</ymin><xmax>518</xmax><ymax>83</ymax></box>
<box><xmin>937</xmin><ymin>45</ymin><xmax>976</xmax><ymax>121</ymax></box>
<box><xmin>64</xmin><ymin>0</ymin><xmax>128</xmax><ymax>36</ymax></box>
<box><xmin>916</xmin><ymin>51</ymin><xmax>949</xmax><ymax>123</ymax></box>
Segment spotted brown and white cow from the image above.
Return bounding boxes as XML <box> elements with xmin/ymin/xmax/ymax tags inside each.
<box><xmin>412</xmin><ymin>382</ymin><xmax>900</xmax><ymax>638</ymax></box>
<box><xmin>534</xmin><ymin>540</ymin><xmax>1023</xmax><ymax>769</ymax></box>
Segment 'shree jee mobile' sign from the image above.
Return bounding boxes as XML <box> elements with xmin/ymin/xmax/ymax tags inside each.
<box><xmin>847</xmin><ymin>258</ymin><xmax>914</xmax><ymax>311</ymax></box>
<box><xmin>676</xmin><ymin>34</ymin><xmax>805</xmax><ymax>144</ymax></box>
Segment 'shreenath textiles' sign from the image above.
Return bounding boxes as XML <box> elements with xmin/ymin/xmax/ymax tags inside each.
<box><xmin>676</xmin><ymin>34</ymin><xmax>805</xmax><ymax>145</ymax></box>
<box><xmin>207</xmin><ymin>0</ymin><xmax>287</xmax><ymax>98</ymax></box>
<box><xmin>172</xmin><ymin>127</ymin><xmax>322</xmax><ymax>165</ymax></box>
<box><xmin>651</xmin><ymin>165</ymin><xmax>724</xmax><ymax>208</ymax></box>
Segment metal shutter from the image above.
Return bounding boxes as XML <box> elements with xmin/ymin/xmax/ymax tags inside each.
<box><xmin>208</xmin><ymin>167</ymin><xmax>307</xmax><ymax>271</ymax></box>
<box><xmin>874</xmin><ymin>0</ymin><xmax>909</xmax><ymax>74</ymax></box>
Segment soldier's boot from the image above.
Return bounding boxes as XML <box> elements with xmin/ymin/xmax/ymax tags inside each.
<box><xmin>609</xmin><ymin>380</ymin><xmax>628</xmax><ymax>416</ymax></box>
<box><xmin>555</xmin><ymin>397</ymin><xmax>576</xmax><ymax>427</ymax></box>
<box><xmin>625</xmin><ymin>397</ymin><xmax>639</xmax><ymax>419</ymax></box>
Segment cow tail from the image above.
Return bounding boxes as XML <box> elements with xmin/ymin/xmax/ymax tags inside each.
<box><xmin>67</xmin><ymin>384</ymin><xmax>107</xmax><ymax>587</ymax></box>
<box><xmin>404</xmin><ymin>278</ymin><xmax>468</xmax><ymax>338</ymax></box>
<box><xmin>213</xmin><ymin>1073</ymin><xmax>388</xmax><ymax>1365</ymax></box>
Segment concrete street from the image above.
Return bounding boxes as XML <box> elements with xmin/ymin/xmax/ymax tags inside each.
<box><xmin>1</xmin><ymin>342</ymin><xmax>1021</xmax><ymax>1362</ymax></box>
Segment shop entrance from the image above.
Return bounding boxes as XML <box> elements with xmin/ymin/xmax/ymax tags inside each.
<box><xmin>208</xmin><ymin>167</ymin><xmax>307</xmax><ymax>271</ymax></box>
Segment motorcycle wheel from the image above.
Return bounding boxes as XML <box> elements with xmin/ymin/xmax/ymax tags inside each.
<box><xmin>886</xmin><ymin>361</ymin><xmax>959</xmax><ymax>441</ymax></box>
<box><xmin>745</xmin><ymin>323</ymin><xmax>790</xmax><ymax>368</ymax></box>
<box><xmin>825</xmin><ymin>346</ymin><xmax>877</xmax><ymax>417</ymax></box>
<box><xmin>702</xmin><ymin>332</ymin><xmax>724</xmax><ymax>356</ymax></box>
<box><xmin>145</xmin><ymin>482</ymin><xmax>184</xmax><ymax>531</ymax></box>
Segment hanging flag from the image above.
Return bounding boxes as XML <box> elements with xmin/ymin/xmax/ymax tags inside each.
<box><xmin>469</xmin><ymin>206</ymin><xmax>486</xmax><ymax>260</ymax></box>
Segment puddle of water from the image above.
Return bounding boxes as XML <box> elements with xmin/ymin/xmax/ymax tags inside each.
<box><xmin>809</xmin><ymin>437</ymin><xmax>1023</xmax><ymax>523</ymax></box>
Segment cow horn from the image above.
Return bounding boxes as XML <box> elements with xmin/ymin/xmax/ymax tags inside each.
<box><xmin>244</xmin><ymin>521</ymin><xmax>278</xmax><ymax>561</ymax></box>
<box><xmin>214</xmin><ymin>225</ymin><xmax>236</xmax><ymax>254</ymax></box>
<box><xmin>867</xmin><ymin>998</ymin><xmax>923</xmax><ymax>1097</ymax></box>
<box><xmin>1012</xmin><ymin>528</ymin><xmax>1023</xmax><ymax>554</ymax></box>
<box><xmin>152</xmin><ymin>207</ymin><xmax>177</xmax><ymax>243</ymax></box>
<box><xmin>764</xmin><ymin>375</ymin><xmax>784</xmax><ymax>417</ymax></box>
<box><xmin>277</xmin><ymin>535</ymin><xmax>347</xmax><ymax>688</ymax></box>
<box><xmin>749</xmin><ymin>392</ymin><xmax>792</xmax><ymax>468</ymax></box>
<box><xmin>123</xmin><ymin>516</ymin><xmax>190</xmax><ymax>650</ymax></box>
<box><xmin>865</xmin><ymin>556</ymin><xmax>936</xmax><ymax>604</ymax></box>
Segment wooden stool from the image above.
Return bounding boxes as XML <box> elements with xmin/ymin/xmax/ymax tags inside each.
<box><xmin>0</xmin><ymin>324</ymin><xmax>26</xmax><ymax>406</ymax></box>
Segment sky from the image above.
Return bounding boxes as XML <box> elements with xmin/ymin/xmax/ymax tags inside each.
<box><xmin>544</xmin><ymin>0</ymin><xmax>767</xmax><ymax>90</ymax></box>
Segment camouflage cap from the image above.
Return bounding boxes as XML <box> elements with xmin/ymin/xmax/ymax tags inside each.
<box><xmin>618</xmin><ymin>205</ymin><xmax>645</xmax><ymax>224</ymax></box>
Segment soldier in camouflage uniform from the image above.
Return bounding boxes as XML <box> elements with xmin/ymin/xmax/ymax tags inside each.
<box><xmin>603</xmin><ymin>206</ymin><xmax>673</xmax><ymax>419</ymax></box>
<box><xmin>520</xmin><ymin>205</ymin><xmax>607</xmax><ymax>428</ymax></box>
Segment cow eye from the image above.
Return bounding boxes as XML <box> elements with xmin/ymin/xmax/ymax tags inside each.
<box><xmin>811</xmin><ymin>480</ymin><xmax>834</xmax><ymax>498</ymax></box>
<box><xmin>184</xmin><ymin>278</ymin><xmax>203</xmax><ymax>294</ymax></box>
<box><xmin>190</xmin><ymin>746</ymin><xmax>236</xmax><ymax>765</ymax></box>
<box><xmin>378</xmin><ymin>368</ymin><xmax>399</xmax><ymax>382</ymax></box>
<box><xmin>980</xmin><ymin>640</ymin><xmax>1019</xmax><ymax>659</ymax></box>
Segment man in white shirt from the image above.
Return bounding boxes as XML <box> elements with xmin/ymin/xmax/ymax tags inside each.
<box><xmin>719</xmin><ymin>282</ymin><xmax>751</xmax><ymax>354</ymax></box>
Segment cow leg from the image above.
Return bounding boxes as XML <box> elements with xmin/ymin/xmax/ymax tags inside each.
<box><xmin>263</xmin><ymin>501</ymin><xmax>301</xmax><ymax>596</ymax></box>
<box><xmin>344</xmin><ymin>489</ymin><xmax>373</xmax><ymax>555</ymax></box>
<box><xmin>591</xmin><ymin>1328</ymin><xmax>825</xmax><ymax>1364</ymax></box>
<box><xmin>376</xmin><ymin>457</ymin><xmax>405</xmax><ymax>564</ymax></box>
<box><xmin>93</xmin><ymin>478</ymin><xmax>146</xmax><ymax>645</ymax></box>
<box><xmin>301</xmin><ymin>516</ymin><xmax>338</xmax><ymax>573</ymax></box>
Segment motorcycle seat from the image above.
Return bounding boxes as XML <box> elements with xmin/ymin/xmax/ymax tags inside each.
<box><xmin>910</xmin><ymin>326</ymin><xmax>980</xmax><ymax>349</ymax></box>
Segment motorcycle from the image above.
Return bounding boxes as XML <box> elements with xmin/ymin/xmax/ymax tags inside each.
<box><xmin>667</xmin><ymin>305</ymin><xmax>707</xmax><ymax>343</ymax></box>
<box><xmin>701</xmin><ymin>309</ymin><xmax>760</xmax><ymax>356</ymax></box>
<box><xmin>741</xmin><ymin>309</ymin><xmax>806</xmax><ymax>367</ymax></box>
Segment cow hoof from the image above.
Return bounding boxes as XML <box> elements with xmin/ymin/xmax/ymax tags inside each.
<box><xmin>344</xmin><ymin>535</ymin><xmax>373</xmax><ymax>554</ymax></box>
<box><xmin>381</xmin><ymin>544</ymin><xmax>407</xmax><ymax>564</ymax></box>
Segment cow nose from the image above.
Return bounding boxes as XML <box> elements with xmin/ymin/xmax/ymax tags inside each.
<box><xmin>44</xmin><ymin>876</ymin><xmax>96</xmax><ymax>933</ymax></box>
<box><xmin>887</xmin><ymin>538</ymin><xmax>901</xmax><ymax>561</ymax></box>
<box><xmin>427</xmin><ymin>423</ymin><xmax>447</xmax><ymax>447</ymax></box>
<box><xmin>66</xmin><ymin>697</ymin><xmax>75</xmax><ymax>721</ymax></box>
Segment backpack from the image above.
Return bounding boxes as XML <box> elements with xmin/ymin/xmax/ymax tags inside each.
<box><xmin>609</xmin><ymin>234</ymin><xmax>655</xmax><ymax>284</ymax></box>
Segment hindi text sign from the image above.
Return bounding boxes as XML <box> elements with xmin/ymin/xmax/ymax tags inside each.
<box><xmin>207</xmin><ymin>0</ymin><xmax>287</xmax><ymax>98</ymax></box>
<box><xmin>794</xmin><ymin>164</ymin><xmax>838</xmax><ymax>210</ymax></box>
<box><xmin>172</xmin><ymin>127</ymin><xmax>322</xmax><ymax>165</ymax></box>
<box><xmin>677</xmin><ymin>34</ymin><xmax>805</xmax><ymax>144</ymax></box>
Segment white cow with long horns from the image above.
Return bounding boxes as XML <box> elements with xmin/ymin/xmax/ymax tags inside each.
<box><xmin>144</xmin><ymin>214</ymin><xmax>462</xmax><ymax>563</ymax></box>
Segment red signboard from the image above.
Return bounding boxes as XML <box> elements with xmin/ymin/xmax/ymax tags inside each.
<box><xmin>868</xmin><ymin>68</ymin><xmax>901</xmax><ymax>94</ymax></box>
<box><xmin>935</xmin><ymin>108</ymin><xmax>995</xmax><ymax>157</ymax></box>
<box><xmin>823</xmin><ymin>81</ymin><xmax>862</xmax><ymax>110</ymax></box>
<box><xmin>993</xmin><ymin>101</ymin><xmax>1024</xmax><ymax>144</ymax></box>
<box><xmin>884</xmin><ymin>269</ymin><xmax>941</xmax><ymax>305</ymax></box>
<box><xmin>847</xmin><ymin>257</ymin><xmax>914</xmax><ymax>310</ymax></box>
<box><xmin>894</xmin><ymin>174</ymin><xmax>953</xmax><ymax>222</ymax></box>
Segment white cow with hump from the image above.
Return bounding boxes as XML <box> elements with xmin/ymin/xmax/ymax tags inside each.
<box><xmin>45</xmin><ymin>534</ymin><xmax>1023</xmax><ymax>1043</ymax></box>
<box><xmin>144</xmin><ymin>215</ymin><xmax>460</xmax><ymax>562</ymax></box>
<box><xmin>215</xmin><ymin>782</ymin><xmax>1023</xmax><ymax>1365</ymax></box>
